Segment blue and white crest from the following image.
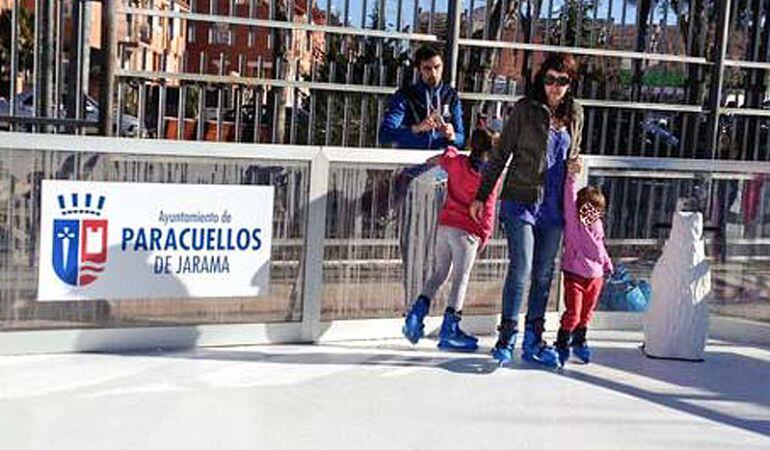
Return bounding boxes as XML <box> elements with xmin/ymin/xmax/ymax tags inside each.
<box><xmin>52</xmin><ymin>193</ymin><xmax>108</xmax><ymax>287</ymax></box>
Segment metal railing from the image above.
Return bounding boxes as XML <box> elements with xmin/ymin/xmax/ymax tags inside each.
<box><xmin>2</xmin><ymin>0</ymin><xmax>770</xmax><ymax>160</ymax></box>
<box><xmin>2</xmin><ymin>132</ymin><xmax>770</xmax><ymax>344</ymax></box>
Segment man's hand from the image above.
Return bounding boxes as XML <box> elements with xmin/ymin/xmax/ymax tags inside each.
<box><xmin>469</xmin><ymin>200</ymin><xmax>484</xmax><ymax>223</ymax></box>
<box><xmin>567</xmin><ymin>157</ymin><xmax>583</xmax><ymax>175</ymax></box>
<box><xmin>438</xmin><ymin>122</ymin><xmax>456</xmax><ymax>142</ymax></box>
<box><xmin>411</xmin><ymin>116</ymin><xmax>440</xmax><ymax>134</ymax></box>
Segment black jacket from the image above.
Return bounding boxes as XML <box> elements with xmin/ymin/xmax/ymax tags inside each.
<box><xmin>476</xmin><ymin>97</ymin><xmax>584</xmax><ymax>205</ymax></box>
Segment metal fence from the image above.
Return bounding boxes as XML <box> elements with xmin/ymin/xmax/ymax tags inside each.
<box><xmin>3</xmin><ymin>0</ymin><xmax>770</xmax><ymax>160</ymax></box>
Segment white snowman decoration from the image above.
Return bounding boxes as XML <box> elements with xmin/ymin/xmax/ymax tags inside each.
<box><xmin>643</xmin><ymin>211</ymin><xmax>711</xmax><ymax>361</ymax></box>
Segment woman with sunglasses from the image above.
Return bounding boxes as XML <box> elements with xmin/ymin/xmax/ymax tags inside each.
<box><xmin>470</xmin><ymin>53</ymin><xmax>584</xmax><ymax>367</ymax></box>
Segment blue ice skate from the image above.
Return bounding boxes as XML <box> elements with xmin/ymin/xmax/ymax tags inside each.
<box><xmin>437</xmin><ymin>310</ymin><xmax>478</xmax><ymax>351</ymax></box>
<box><xmin>554</xmin><ymin>329</ymin><xmax>572</xmax><ymax>367</ymax></box>
<box><xmin>491</xmin><ymin>320</ymin><xmax>518</xmax><ymax>366</ymax></box>
<box><xmin>521</xmin><ymin>324</ymin><xmax>560</xmax><ymax>368</ymax></box>
<box><xmin>571</xmin><ymin>327</ymin><xmax>592</xmax><ymax>364</ymax></box>
<box><xmin>402</xmin><ymin>296</ymin><xmax>430</xmax><ymax>344</ymax></box>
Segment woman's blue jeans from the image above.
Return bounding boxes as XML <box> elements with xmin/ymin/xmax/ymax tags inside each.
<box><xmin>500</xmin><ymin>215</ymin><xmax>563</xmax><ymax>327</ymax></box>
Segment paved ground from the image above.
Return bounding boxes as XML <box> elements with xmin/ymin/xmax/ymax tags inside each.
<box><xmin>1</xmin><ymin>331</ymin><xmax>768</xmax><ymax>450</ymax></box>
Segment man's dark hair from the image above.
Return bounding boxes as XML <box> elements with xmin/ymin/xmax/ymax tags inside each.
<box><xmin>414</xmin><ymin>45</ymin><xmax>441</xmax><ymax>66</ymax></box>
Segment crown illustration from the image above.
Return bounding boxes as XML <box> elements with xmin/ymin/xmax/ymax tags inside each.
<box><xmin>57</xmin><ymin>193</ymin><xmax>106</xmax><ymax>216</ymax></box>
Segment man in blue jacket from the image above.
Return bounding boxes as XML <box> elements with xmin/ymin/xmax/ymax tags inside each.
<box><xmin>379</xmin><ymin>46</ymin><xmax>465</xmax><ymax>149</ymax></box>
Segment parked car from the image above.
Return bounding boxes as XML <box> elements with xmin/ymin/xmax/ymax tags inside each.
<box><xmin>0</xmin><ymin>90</ymin><xmax>146</xmax><ymax>137</ymax></box>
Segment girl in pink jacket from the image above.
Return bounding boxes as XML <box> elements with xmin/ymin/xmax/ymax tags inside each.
<box><xmin>555</xmin><ymin>160</ymin><xmax>613</xmax><ymax>366</ymax></box>
<box><xmin>402</xmin><ymin>128</ymin><xmax>501</xmax><ymax>351</ymax></box>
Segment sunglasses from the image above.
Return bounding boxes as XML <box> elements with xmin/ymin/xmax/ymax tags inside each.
<box><xmin>544</xmin><ymin>74</ymin><xmax>571</xmax><ymax>86</ymax></box>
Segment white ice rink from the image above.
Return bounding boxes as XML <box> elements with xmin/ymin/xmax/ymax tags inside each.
<box><xmin>1</xmin><ymin>331</ymin><xmax>768</xmax><ymax>450</ymax></box>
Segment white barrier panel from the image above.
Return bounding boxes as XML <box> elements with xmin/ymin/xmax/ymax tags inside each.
<box><xmin>38</xmin><ymin>180</ymin><xmax>274</xmax><ymax>301</ymax></box>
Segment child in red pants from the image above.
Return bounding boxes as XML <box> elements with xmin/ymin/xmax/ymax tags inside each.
<box><xmin>556</xmin><ymin>159</ymin><xmax>613</xmax><ymax>366</ymax></box>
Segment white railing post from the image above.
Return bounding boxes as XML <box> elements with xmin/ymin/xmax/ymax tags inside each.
<box><xmin>300</xmin><ymin>146</ymin><xmax>330</xmax><ymax>342</ymax></box>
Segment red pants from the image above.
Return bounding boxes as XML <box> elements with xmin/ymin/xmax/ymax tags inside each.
<box><xmin>560</xmin><ymin>272</ymin><xmax>604</xmax><ymax>331</ymax></box>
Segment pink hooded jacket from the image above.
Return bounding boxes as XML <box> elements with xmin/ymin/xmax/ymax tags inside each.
<box><xmin>561</xmin><ymin>173</ymin><xmax>613</xmax><ymax>279</ymax></box>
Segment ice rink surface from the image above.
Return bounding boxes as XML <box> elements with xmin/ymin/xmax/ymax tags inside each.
<box><xmin>1</xmin><ymin>331</ymin><xmax>768</xmax><ymax>450</ymax></box>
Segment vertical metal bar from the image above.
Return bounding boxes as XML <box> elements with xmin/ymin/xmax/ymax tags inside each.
<box><xmin>429</xmin><ymin>0</ymin><xmax>436</xmax><ymax>35</ymax></box>
<box><xmin>588</xmin><ymin>0</ymin><xmax>599</xmax><ymax>46</ymax></box>
<box><xmin>747</xmin><ymin>0</ymin><xmax>762</xmax><ymax>160</ymax></box>
<box><xmin>235</xmin><ymin>55</ymin><xmax>245</xmax><ymax>143</ymax></box>
<box><xmin>375</xmin><ymin>0</ymin><xmax>386</xmax><ymax>146</ymax></box>
<box><xmin>707</xmin><ymin>0</ymin><xmax>732</xmax><ymax>161</ymax></box>
<box><xmin>612</xmin><ymin>109</ymin><xmax>623</xmax><ymax>155</ymax></box>
<box><xmin>138</xmin><ymin>82</ymin><xmax>147</xmax><ymax>139</ymax></box>
<box><xmin>100</xmin><ymin>0</ymin><xmax>117</xmax><ymax>136</ymax></box>
<box><xmin>447</xmin><ymin>0</ymin><xmax>462</xmax><ymax>87</ymax></box>
<box><xmin>467</xmin><ymin>0</ymin><xmax>475</xmax><ymax>39</ymax></box>
<box><xmin>361</xmin><ymin>0</ymin><xmax>369</xmax><ymax>27</ymax></box>
<box><xmin>359</xmin><ymin>65</ymin><xmax>369</xmax><ymax>147</ymax></box>
<box><xmin>195</xmin><ymin>85</ymin><xmax>205</xmax><ymax>144</ymax></box>
<box><xmin>290</xmin><ymin>67</ymin><xmax>299</xmax><ymax>144</ymax></box>
<box><xmin>308</xmin><ymin>65</ymin><xmax>317</xmax><ymax>145</ymax></box>
<box><xmin>287</xmin><ymin>0</ymin><xmax>294</xmax><ymax>22</ymax></box>
<box><xmin>620</xmin><ymin>0</ymin><xmax>629</xmax><ymax>47</ymax></box>
<box><xmin>157</xmin><ymin>82</ymin><xmax>167</xmax><ymax>139</ymax></box>
<box><xmin>344</xmin><ymin>0</ymin><xmax>351</xmax><ymax>26</ymax></box>
<box><xmin>231</xmin><ymin>84</ymin><xmax>241</xmax><ymax>143</ymax></box>
<box><xmin>685</xmin><ymin>0</ymin><xmax>696</xmax><ymax>55</ymax></box>
<box><xmin>325</xmin><ymin>91</ymin><xmax>333</xmax><ymax>145</ymax></box>
<box><xmin>321</xmin><ymin>1</ymin><xmax>331</xmax><ymax>145</ymax></box>
<box><xmin>661</xmin><ymin>0</ymin><xmax>671</xmax><ymax>53</ymax></box>
<box><xmin>761</xmin><ymin>1</ymin><xmax>770</xmax><ymax>160</ymax></box>
<box><xmin>376</xmin><ymin>63</ymin><xmax>385</xmax><ymax>148</ymax></box>
<box><xmin>644</xmin><ymin>182</ymin><xmax>655</xmax><ymax>238</ymax></box>
<box><xmin>342</xmin><ymin>62</ymin><xmax>352</xmax><ymax>147</ymax></box>
<box><xmin>216</xmin><ymin>53</ymin><xmax>225</xmax><ymax>141</ymax></box>
<box><xmin>32</xmin><ymin>0</ymin><xmax>40</xmax><ymax>132</ymax></box>
<box><xmin>575</xmin><ymin>0</ymin><xmax>584</xmax><ymax>47</ymax></box>
<box><xmin>272</xmin><ymin>58</ymin><xmax>281</xmax><ymax>143</ymax></box>
<box><xmin>177</xmin><ymin>84</ymin><xmax>185</xmax><ymax>140</ymax></box>
<box><xmin>545</xmin><ymin>0</ymin><xmax>554</xmax><ymax>44</ymax></box>
<box><xmin>7</xmin><ymin>0</ymin><xmax>19</xmax><ymax>131</ymax></box>
<box><xmin>560</xmin><ymin>0</ymin><xmax>569</xmax><ymax>43</ymax></box>
<box><xmin>325</xmin><ymin>54</ymin><xmax>335</xmax><ymax>145</ymax></box>
<box><xmin>54</xmin><ymin>0</ymin><xmax>63</xmax><ymax>125</ymax></box>
<box><xmin>71</xmin><ymin>0</ymin><xmax>86</xmax><ymax>129</ymax></box>
<box><xmin>498</xmin><ymin>0</ymin><xmax>507</xmax><ymax>42</ymax></box>
<box><xmin>253</xmin><ymin>87</ymin><xmax>262</xmax><ymax>143</ymax></box>
<box><xmin>197</xmin><ymin>53</ymin><xmax>206</xmax><ymax>141</ymax></box>
<box><xmin>396</xmin><ymin>0</ymin><xmax>404</xmax><ymax>31</ymax></box>
<box><xmin>116</xmin><ymin>81</ymin><xmax>124</xmax><ymax>138</ymax></box>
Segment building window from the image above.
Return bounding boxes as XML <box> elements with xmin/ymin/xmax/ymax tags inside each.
<box><xmin>211</xmin><ymin>23</ymin><xmax>232</xmax><ymax>45</ymax></box>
